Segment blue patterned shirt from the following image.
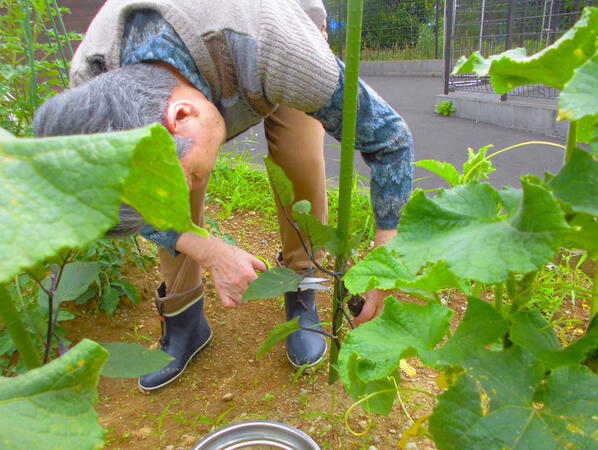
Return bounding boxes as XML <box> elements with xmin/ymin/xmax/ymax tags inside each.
<box><xmin>121</xmin><ymin>10</ymin><xmax>413</xmax><ymax>255</ymax></box>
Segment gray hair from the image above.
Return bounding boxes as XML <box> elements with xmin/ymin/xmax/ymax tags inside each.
<box><xmin>34</xmin><ymin>63</ymin><xmax>192</xmax><ymax>237</ymax></box>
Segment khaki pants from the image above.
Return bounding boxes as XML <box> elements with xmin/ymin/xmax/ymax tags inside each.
<box><xmin>157</xmin><ymin>107</ymin><xmax>327</xmax><ymax>313</ymax></box>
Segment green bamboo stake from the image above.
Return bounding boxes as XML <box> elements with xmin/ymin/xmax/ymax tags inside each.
<box><xmin>0</xmin><ymin>284</ymin><xmax>43</xmax><ymax>369</ymax></box>
<box><xmin>22</xmin><ymin>0</ymin><xmax>39</xmax><ymax>110</ymax></box>
<box><xmin>591</xmin><ymin>265</ymin><xmax>597</xmax><ymax>320</ymax></box>
<box><xmin>494</xmin><ymin>283</ymin><xmax>504</xmax><ymax>314</ymax></box>
<box><xmin>329</xmin><ymin>0</ymin><xmax>364</xmax><ymax>384</ymax></box>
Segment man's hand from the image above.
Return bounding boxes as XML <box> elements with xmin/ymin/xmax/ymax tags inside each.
<box><xmin>353</xmin><ymin>228</ymin><xmax>397</xmax><ymax>325</ymax></box>
<box><xmin>176</xmin><ymin>232</ymin><xmax>267</xmax><ymax>308</ymax></box>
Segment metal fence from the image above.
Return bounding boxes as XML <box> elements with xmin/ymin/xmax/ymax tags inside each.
<box><xmin>446</xmin><ymin>0</ymin><xmax>595</xmax><ymax>99</ymax></box>
<box><xmin>324</xmin><ymin>0</ymin><xmax>444</xmax><ymax>61</ymax></box>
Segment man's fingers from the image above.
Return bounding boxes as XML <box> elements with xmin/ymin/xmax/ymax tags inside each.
<box><xmin>354</xmin><ymin>290</ymin><xmax>386</xmax><ymax>326</ymax></box>
<box><xmin>354</xmin><ymin>300</ymin><xmax>376</xmax><ymax>325</ymax></box>
<box><xmin>220</xmin><ymin>296</ymin><xmax>238</xmax><ymax>308</ymax></box>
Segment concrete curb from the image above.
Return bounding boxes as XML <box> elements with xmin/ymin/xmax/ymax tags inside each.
<box><xmin>436</xmin><ymin>92</ymin><xmax>568</xmax><ymax>138</ymax></box>
<box><xmin>360</xmin><ymin>60</ymin><xmax>442</xmax><ymax>77</ymax></box>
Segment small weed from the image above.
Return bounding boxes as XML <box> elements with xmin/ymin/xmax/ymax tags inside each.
<box><xmin>189</xmin><ymin>405</ymin><xmax>236</xmax><ymax>428</ymax></box>
<box><xmin>104</xmin><ymin>427</ymin><xmax>117</xmax><ymax>446</ymax></box>
<box><xmin>157</xmin><ymin>400</ymin><xmax>179</xmax><ymax>436</ymax></box>
<box><xmin>124</xmin><ymin>320</ymin><xmax>153</xmax><ymax>342</ymax></box>
<box><xmin>434</xmin><ymin>100</ymin><xmax>456</xmax><ymax>116</ymax></box>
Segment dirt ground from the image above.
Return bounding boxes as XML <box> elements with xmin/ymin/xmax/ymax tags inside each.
<box><xmin>61</xmin><ymin>206</ymin><xmax>479</xmax><ymax>450</ymax></box>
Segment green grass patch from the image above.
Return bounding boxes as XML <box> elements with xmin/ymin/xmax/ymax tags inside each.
<box><xmin>207</xmin><ymin>146</ymin><xmax>375</xmax><ymax>249</ymax></box>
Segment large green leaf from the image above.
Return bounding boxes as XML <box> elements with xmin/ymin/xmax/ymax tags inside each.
<box><xmin>534</xmin><ymin>365</ymin><xmax>598</xmax><ymax>447</ymax></box>
<box><xmin>99</xmin><ymin>342</ymin><xmax>173</xmax><ymax>378</ymax></box>
<box><xmin>428</xmin><ymin>374</ymin><xmax>483</xmax><ymax>449</ymax></box>
<box><xmin>577</xmin><ymin>114</ymin><xmax>598</xmax><ymax>145</ymax></box>
<box><xmin>291</xmin><ymin>200</ymin><xmax>336</xmax><ymax>246</ymax></box>
<box><xmin>430</xmin><ymin>348</ymin><xmax>598</xmax><ymax>449</ymax></box>
<box><xmin>242</xmin><ymin>267</ymin><xmax>303</xmax><ymax>301</ymax></box>
<box><xmin>564</xmin><ymin>212</ymin><xmax>598</xmax><ymax>257</ymax></box>
<box><xmin>0</xmin><ymin>128</ymin><xmax>15</xmax><ymax>139</ymax></box>
<box><xmin>559</xmin><ymin>53</ymin><xmax>598</xmax><ymax>121</ymax></box>
<box><xmin>452</xmin><ymin>7</ymin><xmax>598</xmax><ymax>93</ymax></box>
<box><xmin>414</xmin><ymin>160</ymin><xmax>460</xmax><ymax>187</ymax></box>
<box><xmin>0</xmin><ymin>125</ymin><xmax>204</xmax><ymax>284</ymax></box>
<box><xmin>548</xmin><ymin>147</ymin><xmax>598</xmax><ymax>217</ymax></box>
<box><xmin>339</xmin><ymin>298</ymin><xmax>452</xmax><ymax>385</ymax></box>
<box><xmin>256</xmin><ymin>317</ymin><xmax>300</xmax><ymax>359</ymax></box>
<box><xmin>343</xmin><ymin>354</ymin><xmax>398</xmax><ymax>416</ymax></box>
<box><xmin>510</xmin><ymin>312</ymin><xmax>598</xmax><ymax>370</ymax></box>
<box><xmin>37</xmin><ymin>261</ymin><xmax>100</xmax><ymax>305</ymax></box>
<box><xmin>122</xmin><ymin>126</ymin><xmax>202</xmax><ymax>236</ymax></box>
<box><xmin>343</xmin><ymin>247</ymin><xmax>469</xmax><ymax>300</ymax></box>
<box><xmin>429</xmin><ymin>297</ymin><xmax>508</xmax><ymax>367</ymax></box>
<box><xmin>0</xmin><ymin>339</ymin><xmax>107</xmax><ymax>449</ymax></box>
<box><xmin>389</xmin><ymin>178</ymin><xmax>570</xmax><ymax>283</ymax></box>
<box><xmin>264</xmin><ymin>156</ymin><xmax>294</xmax><ymax>208</ymax></box>
<box><xmin>590</xmin><ymin>122</ymin><xmax>598</xmax><ymax>155</ymax></box>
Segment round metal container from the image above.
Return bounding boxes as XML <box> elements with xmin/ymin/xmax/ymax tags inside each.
<box><xmin>192</xmin><ymin>420</ymin><xmax>320</xmax><ymax>450</ymax></box>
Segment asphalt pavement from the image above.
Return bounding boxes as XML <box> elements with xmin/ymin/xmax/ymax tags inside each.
<box><xmin>221</xmin><ymin>76</ymin><xmax>567</xmax><ymax>191</ymax></box>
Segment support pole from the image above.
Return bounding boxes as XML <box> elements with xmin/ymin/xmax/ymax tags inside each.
<box><xmin>443</xmin><ymin>0</ymin><xmax>454</xmax><ymax>95</ymax></box>
<box><xmin>337</xmin><ymin>0</ymin><xmax>343</xmax><ymax>60</ymax></box>
<box><xmin>501</xmin><ymin>0</ymin><xmax>517</xmax><ymax>102</ymax></box>
<box><xmin>435</xmin><ymin>0</ymin><xmax>440</xmax><ymax>59</ymax></box>
<box><xmin>479</xmin><ymin>0</ymin><xmax>486</xmax><ymax>52</ymax></box>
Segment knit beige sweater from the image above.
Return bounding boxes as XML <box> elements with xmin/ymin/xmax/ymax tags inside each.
<box><xmin>70</xmin><ymin>0</ymin><xmax>340</xmax><ymax>134</ymax></box>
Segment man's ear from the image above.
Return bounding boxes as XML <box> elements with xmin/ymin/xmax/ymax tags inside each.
<box><xmin>164</xmin><ymin>100</ymin><xmax>200</xmax><ymax>135</ymax></box>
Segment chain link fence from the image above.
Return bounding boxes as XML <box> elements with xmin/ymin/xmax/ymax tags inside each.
<box><xmin>447</xmin><ymin>0</ymin><xmax>594</xmax><ymax>100</ymax></box>
<box><xmin>324</xmin><ymin>0</ymin><xmax>444</xmax><ymax>60</ymax></box>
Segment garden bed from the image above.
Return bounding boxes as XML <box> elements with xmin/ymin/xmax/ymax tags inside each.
<box><xmin>62</xmin><ymin>206</ymin><xmax>450</xmax><ymax>449</ymax></box>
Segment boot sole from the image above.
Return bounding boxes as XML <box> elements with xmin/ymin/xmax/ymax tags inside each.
<box><xmin>286</xmin><ymin>339</ymin><xmax>328</xmax><ymax>372</ymax></box>
<box><xmin>137</xmin><ymin>330</ymin><xmax>213</xmax><ymax>394</ymax></box>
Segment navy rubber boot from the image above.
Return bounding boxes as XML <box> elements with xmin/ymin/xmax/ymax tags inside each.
<box><xmin>138</xmin><ymin>295</ymin><xmax>212</xmax><ymax>393</ymax></box>
<box><xmin>285</xmin><ymin>289</ymin><xmax>327</xmax><ymax>369</ymax></box>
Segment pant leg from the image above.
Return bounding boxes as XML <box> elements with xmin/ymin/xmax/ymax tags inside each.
<box><xmin>264</xmin><ymin>106</ymin><xmax>328</xmax><ymax>272</ymax></box>
<box><xmin>157</xmin><ymin>185</ymin><xmax>207</xmax><ymax>315</ymax></box>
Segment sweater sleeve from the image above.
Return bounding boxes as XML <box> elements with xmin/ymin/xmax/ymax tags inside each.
<box><xmin>139</xmin><ymin>225</ymin><xmax>180</xmax><ymax>257</ymax></box>
<box><xmin>309</xmin><ymin>58</ymin><xmax>414</xmax><ymax>229</ymax></box>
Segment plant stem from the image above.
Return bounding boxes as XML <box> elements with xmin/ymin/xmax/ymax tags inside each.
<box><xmin>329</xmin><ymin>270</ymin><xmax>344</xmax><ymax>383</ymax></box>
<box><xmin>44</xmin><ymin>252</ymin><xmax>71</xmax><ymax>363</ymax></box>
<box><xmin>329</xmin><ymin>0</ymin><xmax>364</xmax><ymax>385</ymax></box>
<box><xmin>50</xmin><ymin>0</ymin><xmax>74</xmax><ymax>57</ymax></box>
<box><xmin>462</xmin><ymin>141</ymin><xmax>566</xmax><ymax>182</ymax></box>
<box><xmin>565</xmin><ymin>121</ymin><xmax>578</xmax><ymax>163</ymax></box>
<box><xmin>591</xmin><ymin>264</ymin><xmax>597</xmax><ymax>320</ymax></box>
<box><xmin>44</xmin><ymin>0</ymin><xmax>69</xmax><ymax>87</ymax></box>
<box><xmin>472</xmin><ymin>282</ymin><xmax>482</xmax><ymax>298</ymax></box>
<box><xmin>300</xmin><ymin>327</ymin><xmax>340</xmax><ymax>349</ymax></box>
<box><xmin>0</xmin><ymin>284</ymin><xmax>42</xmax><ymax>369</ymax></box>
<box><xmin>494</xmin><ymin>283</ymin><xmax>504</xmax><ymax>314</ymax></box>
<box><xmin>14</xmin><ymin>275</ymin><xmax>25</xmax><ymax>309</ymax></box>
<box><xmin>22</xmin><ymin>0</ymin><xmax>38</xmax><ymax>110</ymax></box>
<box><xmin>510</xmin><ymin>271</ymin><xmax>537</xmax><ymax>313</ymax></box>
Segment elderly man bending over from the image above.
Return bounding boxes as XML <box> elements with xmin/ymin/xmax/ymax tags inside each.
<box><xmin>34</xmin><ymin>0</ymin><xmax>413</xmax><ymax>392</ymax></box>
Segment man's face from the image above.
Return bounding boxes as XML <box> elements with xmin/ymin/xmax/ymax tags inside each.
<box><xmin>165</xmin><ymin>81</ymin><xmax>226</xmax><ymax>191</ymax></box>
<box><xmin>179</xmin><ymin>143</ymin><xmax>218</xmax><ymax>190</ymax></box>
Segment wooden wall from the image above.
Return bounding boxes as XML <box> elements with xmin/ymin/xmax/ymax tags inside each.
<box><xmin>58</xmin><ymin>0</ymin><xmax>103</xmax><ymax>34</ymax></box>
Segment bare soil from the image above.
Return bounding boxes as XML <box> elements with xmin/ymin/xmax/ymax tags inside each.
<box><xmin>61</xmin><ymin>206</ymin><xmax>482</xmax><ymax>450</ymax></box>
